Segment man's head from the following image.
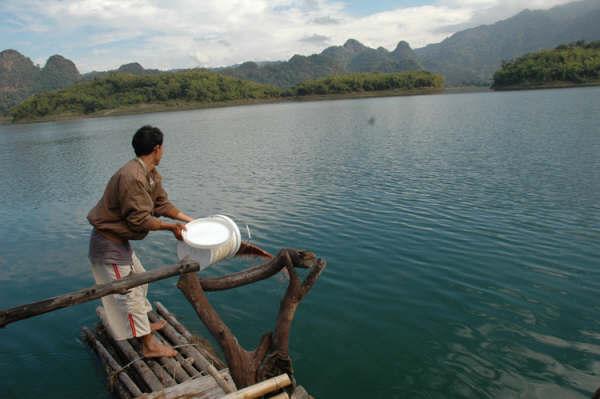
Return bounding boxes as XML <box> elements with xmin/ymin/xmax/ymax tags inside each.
<box><xmin>132</xmin><ymin>125</ymin><xmax>164</xmax><ymax>165</ymax></box>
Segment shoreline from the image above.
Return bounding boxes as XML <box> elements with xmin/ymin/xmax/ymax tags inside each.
<box><xmin>3</xmin><ymin>82</ymin><xmax>600</xmax><ymax>126</ymax></box>
<box><xmin>493</xmin><ymin>80</ymin><xmax>600</xmax><ymax>91</ymax></box>
<box><xmin>8</xmin><ymin>83</ymin><xmax>597</xmax><ymax>126</ymax></box>
<box><xmin>3</xmin><ymin>87</ymin><xmax>451</xmax><ymax>125</ymax></box>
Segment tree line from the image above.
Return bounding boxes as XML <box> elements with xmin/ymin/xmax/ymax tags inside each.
<box><xmin>9</xmin><ymin>70</ymin><xmax>280</xmax><ymax>121</ymax></box>
<box><xmin>9</xmin><ymin>70</ymin><xmax>443</xmax><ymax>121</ymax></box>
<box><xmin>285</xmin><ymin>71</ymin><xmax>443</xmax><ymax>96</ymax></box>
<box><xmin>492</xmin><ymin>41</ymin><xmax>600</xmax><ymax>88</ymax></box>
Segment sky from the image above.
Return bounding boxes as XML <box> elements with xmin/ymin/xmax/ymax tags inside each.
<box><xmin>0</xmin><ymin>0</ymin><xmax>578</xmax><ymax>73</ymax></box>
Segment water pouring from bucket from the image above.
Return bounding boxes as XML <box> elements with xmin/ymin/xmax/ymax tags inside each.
<box><xmin>177</xmin><ymin>215</ymin><xmax>271</xmax><ymax>269</ymax></box>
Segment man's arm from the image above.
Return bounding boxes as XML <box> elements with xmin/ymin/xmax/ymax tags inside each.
<box><xmin>150</xmin><ymin>218</ymin><xmax>187</xmax><ymax>241</ymax></box>
<box><xmin>163</xmin><ymin>208</ymin><xmax>194</xmax><ymax>223</ymax></box>
<box><xmin>119</xmin><ymin>177</ymin><xmax>187</xmax><ymax>241</ymax></box>
<box><xmin>156</xmin><ymin>210</ymin><xmax>193</xmax><ymax>240</ymax></box>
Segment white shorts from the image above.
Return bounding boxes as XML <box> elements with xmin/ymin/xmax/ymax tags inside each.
<box><xmin>90</xmin><ymin>252</ymin><xmax>152</xmax><ymax>340</ymax></box>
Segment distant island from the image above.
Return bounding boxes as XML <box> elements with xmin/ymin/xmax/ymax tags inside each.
<box><xmin>492</xmin><ymin>41</ymin><xmax>600</xmax><ymax>90</ymax></box>
<box><xmin>8</xmin><ymin>70</ymin><xmax>443</xmax><ymax>123</ymax></box>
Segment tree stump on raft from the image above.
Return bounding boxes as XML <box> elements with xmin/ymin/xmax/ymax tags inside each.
<box><xmin>177</xmin><ymin>248</ymin><xmax>326</xmax><ymax>389</ymax></box>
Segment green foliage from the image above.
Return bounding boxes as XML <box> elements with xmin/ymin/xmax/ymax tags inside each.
<box><xmin>9</xmin><ymin>70</ymin><xmax>443</xmax><ymax>122</ymax></box>
<box><xmin>10</xmin><ymin>70</ymin><xmax>281</xmax><ymax>121</ymax></box>
<box><xmin>492</xmin><ymin>41</ymin><xmax>600</xmax><ymax>88</ymax></box>
<box><xmin>287</xmin><ymin>71</ymin><xmax>444</xmax><ymax>96</ymax></box>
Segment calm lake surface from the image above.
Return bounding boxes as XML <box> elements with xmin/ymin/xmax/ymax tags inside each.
<box><xmin>1</xmin><ymin>87</ymin><xmax>599</xmax><ymax>398</ymax></box>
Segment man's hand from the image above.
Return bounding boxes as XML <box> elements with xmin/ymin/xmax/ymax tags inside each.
<box><xmin>170</xmin><ymin>223</ymin><xmax>186</xmax><ymax>241</ymax></box>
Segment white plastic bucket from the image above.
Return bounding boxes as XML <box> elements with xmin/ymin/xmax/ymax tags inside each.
<box><xmin>176</xmin><ymin>215</ymin><xmax>241</xmax><ymax>269</ymax></box>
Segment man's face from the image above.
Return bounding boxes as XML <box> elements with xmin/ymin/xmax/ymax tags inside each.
<box><xmin>154</xmin><ymin>144</ymin><xmax>163</xmax><ymax>165</ymax></box>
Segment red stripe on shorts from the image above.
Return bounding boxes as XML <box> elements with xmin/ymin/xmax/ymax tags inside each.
<box><xmin>128</xmin><ymin>314</ymin><xmax>137</xmax><ymax>337</ymax></box>
<box><xmin>112</xmin><ymin>264</ymin><xmax>122</xmax><ymax>279</ymax></box>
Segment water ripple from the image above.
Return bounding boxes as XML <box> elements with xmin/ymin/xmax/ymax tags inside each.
<box><xmin>1</xmin><ymin>88</ymin><xmax>600</xmax><ymax>398</ymax></box>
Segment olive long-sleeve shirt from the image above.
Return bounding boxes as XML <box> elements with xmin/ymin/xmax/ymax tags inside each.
<box><xmin>87</xmin><ymin>159</ymin><xmax>180</xmax><ymax>242</ymax></box>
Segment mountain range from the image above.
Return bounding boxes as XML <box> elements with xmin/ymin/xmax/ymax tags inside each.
<box><xmin>83</xmin><ymin>62</ymin><xmax>162</xmax><ymax>80</ymax></box>
<box><xmin>215</xmin><ymin>39</ymin><xmax>421</xmax><ymax>87</ymax></box>
<box><xmin>416</xmin><ymin>0</ymin><xmax>600</xmax><ymax>84</ymax></box>
<box><xmin>1</xmin><ymin>0</ymin><xmax>600</xmax><ymax>114</ymax></box>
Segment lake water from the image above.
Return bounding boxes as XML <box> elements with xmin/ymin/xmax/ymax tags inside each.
<box><xmin>1</xmin><ymin>87</ymin><xmax>599</xmax><ymax>398</ymax></box>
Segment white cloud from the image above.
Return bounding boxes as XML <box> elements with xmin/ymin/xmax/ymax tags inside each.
<box><xmin>0</xmin><ymin>0</ymin><xmax>577</xmax><ymax>72</ymax></box>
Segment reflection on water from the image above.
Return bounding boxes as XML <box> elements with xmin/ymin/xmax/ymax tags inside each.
<box><xmin>1</xmin><ymin>87</ymin><xmax>600</xmax><ymax>398</ymax></box>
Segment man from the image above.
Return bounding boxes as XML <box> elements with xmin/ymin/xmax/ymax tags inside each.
<box><xmin>88</xmin><ymin>125</ymin><xmax>193</xmax><ymax>358</ymax></box>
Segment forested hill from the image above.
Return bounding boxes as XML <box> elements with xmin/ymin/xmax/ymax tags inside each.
<box><xmin>216</xmin><ymin>39</ymin><xmax>422</xmax><ymax>87</ymax></box>
<box><xmin>288</xmin><ymin>71</ymin><xmax>443</xmax><ymax>96</ymax></box>
<box><xmin>492</xmin><ymin>41</ymin><xmax>600</xmax><ymax>89</ymax></box>
<box><xmin>9</xmin><ymin>70</ymin><xmax>443</xmax><ymax>122</ymax></box>
<box><xmin>415</xmin><ymin>0</ymin><xmax>600</xmax><ymax>86</ymax></box>
<box><xmin>0</xmin><ymin>51</ymin><xmax>160</xmax><ymax>115</ymax></box>
<box><xmin>9</xmin><ymin>70</ymin><xmax>279</xmax><ymax>122</ymax></box>
<box><xmin>0</xmin><ymin>50</ymin><xmax>80</xmax><ymax>114</ymax></box>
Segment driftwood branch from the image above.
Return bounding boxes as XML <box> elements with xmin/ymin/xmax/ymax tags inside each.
<box><xmin>0</xmin><ymin>261</ymin><xmax>200</xmax><ymax>328</ymax></box>
<box><xmin>235</xmin><ymin>242</ymin><xmax>273</xmax><ymax>259</ymax></box>
<box><xmin>257</xmin><ymin>258</ymin><xmax>325</xmax><ymax>383</ymax></box>
<box><xmin>272</xmin><ymin>259</ymin><xmax>325</xmax><ymax>354</ymax></box>
<box><xmin>177</xmin><ymin>270</ymin><xmax>256</xmax><ymax>387</ymax></box>
<box><xmin>201</xmin><ymin>249</ymin><xmax>316</xmax><ymax>291</ymax></box>
<box><xmin>178</xmin><ymin>248</ymin><xmax>326</xmax><ymax>389</ymax></box>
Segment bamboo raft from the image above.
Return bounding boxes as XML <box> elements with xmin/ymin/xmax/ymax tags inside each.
<box><xmin>83</xmin><ymin>301</ymin><xmax>310</xmax><ymax>399</ymax></box>
<box><xmin>82</xmin><ymin>302</ymin><xmax>310</xmax><ymax>399</ymax></box>
<box><xmin>1</xmin><ymin>247</ymin><xmax>324</xmax><ymax>399</ymax></box>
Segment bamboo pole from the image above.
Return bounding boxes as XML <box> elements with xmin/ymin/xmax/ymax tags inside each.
<box><xmin>147</xmin><ymin>311</ymin><xmax>236</xmax><ymax>393</ymax></box>
<box><xmin>155</xmin><ymin>302</ymin><xmax>194</xmax><ymax>340</ymax></box>
<box><xmin>113</xmin><ymin>381</ymin><xmax>133</xmax><ymax>399</ymax></box>
<box><xmin>219</xmin><ymin>374</ymin><xmax>292</xmax><ymax>399</ymax></box>
<box><xmin>148</xmin><ymin>313</ymin><xmax>206</xmax><ymax>378</ymax></box>
<box><xmin>145</xmin><ymin>358</ymin><xmax>177</xmax><ymax>387</ymax></box>
<box><xmin>0</xmin><ymin>261</ymin><xmax>200</xmax><ymax>328</ymax></box>
<box><xmin>127</xmin><ymin>334</ymin><xmax>185</xmax><ymax>385</ymax></box>
<box><xmin>171</xmin><ymin>352</ymin><xmax>202</xmax><ymax>379</ymax></box>
<box><xmin>137</xmin><ymin>370</ymin><xmax>232</xmax><ymax>399</ymax></box>
<box><xmin>127</xmin><ymin>333</ymin><xmax>177</xmax><ymax>387</ymax></box>
<box><xmin>154</xmin><ymin>302</ymin><xmax>225</xmax><ymax>368</ymax></box>
<box><xmin>97</xmin><ymin>307</ymin><xmax>164</xmax><ymax>392</ymax></box>
<box><xmin>82</xmin><ymin>326</ymin><xmax>143</xmax><ymax>397</ymax></box>
<box><xmin>152</xmin><ymin>331</ymin><xmax>198</xmax><ymax>381</ymax></box>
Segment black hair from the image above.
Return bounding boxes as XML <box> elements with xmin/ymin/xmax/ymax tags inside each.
<box><xmin>132</xmin><ymin>125</ymin><xmax>163</xmax><ymax>156</ymax></box>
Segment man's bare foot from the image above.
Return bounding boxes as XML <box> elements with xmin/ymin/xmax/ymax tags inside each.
<box><xmin>142</xmin><ymin>333</ymin><xmax>177</xmax><ymax>358</ymax></box>
<box><xmin>143</xmin><ymin>344</ymin><xmax>177</xmax><ymax>358</ymax></box>
<box><xmin>150</xmin><ymin>319</ymin><xmax>167</xmax><ymax>332</ymax></box>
